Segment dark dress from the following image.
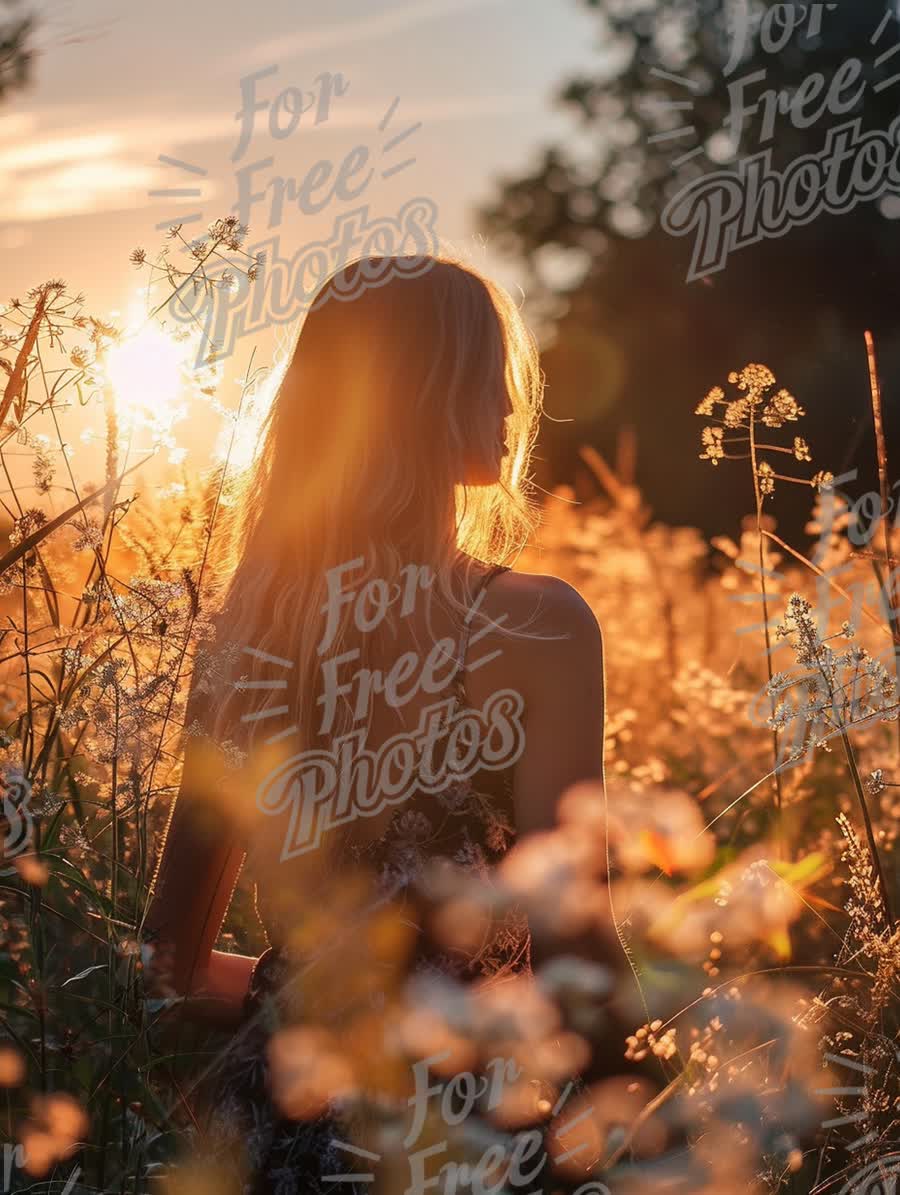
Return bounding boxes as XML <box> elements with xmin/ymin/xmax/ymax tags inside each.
<box><xmin>192</xmin><ymin>565</ymin><xmax>533</xmax><ymax>1195</ymax></box>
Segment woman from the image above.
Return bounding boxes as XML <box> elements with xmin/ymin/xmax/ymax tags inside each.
<box><xmin>144</xmin><ymin>254</ymin><xmax>607</xmax><ymax>1193</ymax></box>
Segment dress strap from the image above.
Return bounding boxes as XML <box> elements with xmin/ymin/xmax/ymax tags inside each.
<box><xmin>453</xmin><ymin>564</ymin><xmax>510</xmax><ymax>682</ymax></box>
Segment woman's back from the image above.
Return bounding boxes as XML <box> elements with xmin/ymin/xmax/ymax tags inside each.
<box><xmin>144</xmin><ymin>255</ymin><xmax>607</xmax><ymax>1195</ymax></box>
<box><xmin>244</xmin><ymin>560</ymin><xmax>525</xmax><ymax>988</ymax></box>
<box><xmin>240</xmin><ymin>556</ymin><xmax>607</xmax><ymax>1000</ymax></box>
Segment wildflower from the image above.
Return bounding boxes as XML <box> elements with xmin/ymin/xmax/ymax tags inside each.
<box><xmin>837</xmin><ymin>811</ymin><xmax>888</xmax><ymax>930</ymax></box>
<box><xmin>507</xmin><ymin>1029</ymin><xmax>590</xmax><ymax>1090</ymax></box>
<box><xmin>429</xmin><ymin>895</ymin><xmax>493</xmax><ymax>956</ymax></box>
<box><xmin>723</xmin><ymin>397</ymin><xmax>751</xmax><ymax>427</ymax></box>
<box><xmin>625</xmin><ymin>1021</ymin><xmax>678</xmax><ymax>1062</ymax></box>
<box><xmin>537</xmin><ymin>956</ymin><xmax>615</xmax><ymax>1004</ymax></box>
<box><xmin>763</xmin><ymin>389</ymin><xmax>806</xmax><ymax>427</ymax></box>
<box><xmin>59</xmin><ymin>824</ymin><xmax>91</xmax><ymax>854</ymax></box>
<box><xmin>73</xmin><ymin>520</ymin><xmax>103</xmax><ymax>552</ymax></box>
<box><xmin>695</xmin><ymin>386</ymin><xmax>724</xmax><ymax>416</ymax></box>
<box><xmin>866</xmin><ymin>768</ymin><xmax>886</xmax><ymax>797</ymax></box>
<box><xmin>606</xmin><ymin>785</ymin><xmax>715</xmax><ymax>875</ymax></box>
<box><xmin>9</xmin><ymin>508</ymin><xmax>46</xmax><ymax>547</ymax></box>
<box><xmin>267</xmin><ymin>1026</ymin><xmax>356</xmax><ymax>1119</ymax></box>
<box><xmin>129</xmin><ymin>248</ymin><xmax>146</xmax><ymax>267</ymax></box>
<box><xmin>757</xmin><ymin>459</ymin><xmax>775</xmax><ymax>495</ymax></box>
<box><xmin>700</xmin><ymin>426</ymin><xmax>725</xmax><ymax>465</ymax></box>
<box><xmin>730</xmin><ymin>364</ymin><xmax>776</xmax><ymax>395</ymax></box>
<box><xmin>13</xmin><ymin>854</ymin><xmax>48</xmax><ymax>886</ymax></box>
<box><xmin>470</xmin><ymin>973</ymin><xmax>560</xmax><ymax>1048</ymax></box>
<box><xmin>19</xmin><ymin>1092</ymin><xmax>89</xmax><ymax>1177</ymax></box>
<box><xmin>811</xmin><ymin>470</ymin><xmax>835</xmax><ymax>490</ymax></box>
<box><xmin>547</xmin><ymin>1077</ymin><xmax>667</xmax><ymax>1176</ymax></box>
<box><xmin>0</xmin><ymin>1045</ymin><xmax>24</xmax><ymax>1086</ymax></box>
<box><xmin>766</xmin><ymin>671</ymin><xmax>794</xmax><ymax>697</ymax></box>
<box><xmin>792</xmin><ymin>436</ymin><xmax>812</xmax><ymax>462</ymax></box>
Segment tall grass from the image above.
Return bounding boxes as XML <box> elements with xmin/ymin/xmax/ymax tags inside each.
<box><xmin>0</xmin><ymin>232</ymin><xmax>895</xmax><ymax>1192</ymax></box>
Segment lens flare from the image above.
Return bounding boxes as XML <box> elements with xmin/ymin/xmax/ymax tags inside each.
<box><xmin>105</xmin><ymin>324</ymin><xmax>184</xmax><ymax>414</ymax></box>
<box><xmin>101</xmin><ymin>299</ymin><xmax>191</xmax><ymax>452</ymax></box>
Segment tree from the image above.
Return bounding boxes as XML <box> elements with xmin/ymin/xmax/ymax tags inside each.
<box><xmin>480</xmin><ymin>0</ymin><xmax>900</xmax><ymax>542</ymax></box>
<box><xmin>0</xmin><ymin>0</ymin><xmax>33</xmax><ymax>101</ymax></box>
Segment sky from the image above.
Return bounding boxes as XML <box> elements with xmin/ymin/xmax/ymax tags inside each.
<box><xmin>0</xmin><ymin>0</ymin><xmax>604</xmax><ymax>489</ymax></box>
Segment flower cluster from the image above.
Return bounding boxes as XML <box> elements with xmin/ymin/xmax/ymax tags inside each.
<box><xmin>764</xmin><ymin>593</ymin><xmax>900</xmax><ymax>765</ymax></box>
<box><xmin>695</xmin><ymin>363</ymin><xmax>828</xmax><ymax>499</ymax></box>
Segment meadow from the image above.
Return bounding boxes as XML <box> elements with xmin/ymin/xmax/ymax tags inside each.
<box><xmin>0</xmin><ymin>224</ymin><xmax>896</xmax><ymax>1194</ymax></box>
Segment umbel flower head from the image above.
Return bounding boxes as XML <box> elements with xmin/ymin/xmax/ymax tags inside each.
<box><xmin>695</xmin><ymin>364</ymin><xmax>831</xmax><ymax>499</ymax></box>
<box><xmin>762</xmin><ymin>593</ymin><xmax>900</xmax><ymax>765</ymax></box>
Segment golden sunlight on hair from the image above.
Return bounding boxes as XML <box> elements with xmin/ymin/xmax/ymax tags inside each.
<box><xmin>203</xmin><ymin>252</ymin><xmax>544</xmax><ymax>755</ymax></box>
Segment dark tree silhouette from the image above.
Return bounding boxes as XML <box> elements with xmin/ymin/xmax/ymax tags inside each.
<box><xmin>481</xmin><ymin>0</ymin><xmax>900</xmax><ymax>543</ymax></box>
<box><xmin>0</xmin><ymin>0</ymin><xmax>33</xmax><ymax>101</ymax></box>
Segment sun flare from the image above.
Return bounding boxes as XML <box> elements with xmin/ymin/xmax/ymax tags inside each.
<box><xmin>103</xmin><ymin>319</ymin><xmax>186</xmax><ymax>423</ymax></box>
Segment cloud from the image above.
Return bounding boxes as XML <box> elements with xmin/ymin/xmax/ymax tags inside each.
<box><xmin>8</xmin><ymin>160</ymin><xmax>160</xmax><ymax>223</ymax></box>
<box><xmin>242</xmin><ymin>0</ymin><xmax>508</xmax><ymax>65</ymax></box>
<box><xmin>0</xmin><ymin>50</ymin><xmax>537</xmax><ymax>229</ymax></box>
<box><xmin>0</xmin><ymin>115</ymin><xmax>228</xmax><ymax>226</ymax></box>
<box><xmin>0</xmin><ymin>132</ymin><xmax>124</xmax><ymax>174</ymax></box>
<box><xmin>0</xmin><ymin>112</ymin><xmax>38</xmax><ymax>143</ymax></box>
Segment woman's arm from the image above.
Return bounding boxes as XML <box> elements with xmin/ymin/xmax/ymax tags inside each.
<box><xmin>486</xmin><ymin>573</ymin><xmax>613</xmax><ymax>972</ymax></box>
<box><xmin>142</xmin><ymin>732</ymin><xmax>253</xmax><ymax>1031</ymax></box>
<box><xmin>503</xmin><ymin>574</ymin><xmax>606</xmax><ymax>835</ymax></box>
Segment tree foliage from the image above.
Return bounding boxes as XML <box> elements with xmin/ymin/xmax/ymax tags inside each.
<box><xmin>0</xmin><ymin>0</ymin><xmax>32</xmax><ymax>101</ymax></box>
<box><xmin>480</xmin><ymin>0</ymin><xmax>900</xmax><ymax>538</ymax></box>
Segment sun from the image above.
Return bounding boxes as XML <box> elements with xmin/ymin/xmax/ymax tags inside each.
<box><xmin>98</xmin><ymin>298</ymin><xmax>195</xmax><ymax>466</ymax></box>
<box><xmin>103</xmin><ymin>318</ymin><xmax>187</xmax><ymax>426</ymax></box>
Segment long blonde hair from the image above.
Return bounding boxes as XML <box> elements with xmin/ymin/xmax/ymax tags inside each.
<box><xmin>204</xmin><ymin>253</ymin><xmax>543</xmax><ymax>757</ymax></box>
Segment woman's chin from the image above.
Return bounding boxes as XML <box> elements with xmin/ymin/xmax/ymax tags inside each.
<box><xmin>464</xmin><ymin>464</ymin><xmax>503</xmax><ymax>487</ymax></box>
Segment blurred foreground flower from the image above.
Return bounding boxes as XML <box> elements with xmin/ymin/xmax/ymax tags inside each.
<box><xmin>616</xmin><ymin>846</ymin><xmax>827</xmax><ymax>961</ymax></box>
<box><xmin>18</xmin><ymin>1091</ymin><xmax>89</xmax><ymax>1176</ymax></box>
<box><xmin>267</xmin><ymin>1025</ymin><xmax>358</xmax><ymax>1120</ymax></box>
<box><xmin>0</xmin><ymin>1044</ymin><xmax>25</xmax><ymax>1086</ymax></box>
<box><xmin>601</xmin><ymin>783</ymin><xmax>716</xmax><ymax>876</ymax></box>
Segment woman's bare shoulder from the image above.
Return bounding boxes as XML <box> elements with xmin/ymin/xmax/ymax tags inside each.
<box><xmin>471</xmin><ymin>570</ymin><xmax>603</xmax><ymax>698</ymax></box>
<box><xmin>486</xmin><ymin>568</ymin><xmax>602</xmax><ymax>638</ymax></box>
<box><xmin>462</xmin><ymin>567</ymin><xmax>604</xmax><ymax>708</ymax></box>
